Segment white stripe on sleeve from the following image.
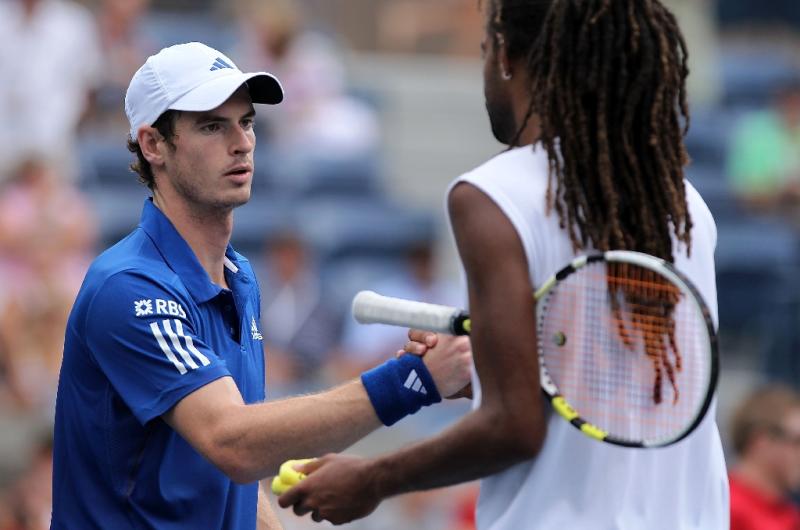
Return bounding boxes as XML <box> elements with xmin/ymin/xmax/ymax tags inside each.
<box><xmin>162</xmin><ymin>320</ymin><xmax>199</xmax><ymax>370</ymax></box>
<box><xmin>150</xmin><ymin>322</ymin><xmax>188</xmax><ymax>374</ymax></box>
<box><xmin>174</xmin><ymin>319</ymin><xmax>211</xmax><ymax>367</ymax></box>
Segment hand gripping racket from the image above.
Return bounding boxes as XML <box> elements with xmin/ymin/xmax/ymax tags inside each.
<box><xmin>352</xmin><ymin>251</ymin><xmax>718</xmax><ymax>448</ymax></box>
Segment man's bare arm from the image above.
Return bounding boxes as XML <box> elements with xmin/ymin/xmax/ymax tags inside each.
<box><xmin>163</xmin><ymin>331</ymin><xmax>471</xmax><ymax>483</ymax></box>
<box><xmin>278</xmin><ymin>182</ymin><xmax>547</xmax><ymax>523</ymax></box>
<box><xmin>163</xmin><ymin>376</ymin><xmax>380</xmax><ymax>483</ymax></box>
<box><xmin>365</xmin><ymin>182</ymin><xmax>548</xmax><ymax>488</ymax></box>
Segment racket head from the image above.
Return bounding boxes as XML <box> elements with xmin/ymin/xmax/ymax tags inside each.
<box><xmin>536</xmin><ymin>251</ymin><xmax>719</xmax><ymax>448</ymax></box>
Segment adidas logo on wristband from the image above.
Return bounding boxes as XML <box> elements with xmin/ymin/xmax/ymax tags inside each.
<box><xmin>403</xmin><ymin>369</ymin><xmax>428</xmax><ymax>395</ymax></box>
<box><xmin>361</xmin><ymin>355</ymin><xmax>441</xmax><ymax>426</ymax></box>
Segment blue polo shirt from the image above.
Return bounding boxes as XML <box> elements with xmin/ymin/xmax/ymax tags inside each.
<box><xmin>52</xmin><ymin>199</ymin><xmax>267</xmax><ymax>529</ymax></box>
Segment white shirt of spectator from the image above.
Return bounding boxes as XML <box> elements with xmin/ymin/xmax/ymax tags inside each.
<box><xmin>0</xmin><ymin>0</ymin><xmax>103</xmax><ymax>179</ymax></box>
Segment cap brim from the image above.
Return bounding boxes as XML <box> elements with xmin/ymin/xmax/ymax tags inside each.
<box><xmin>169</xmin><ymin>72</ymin><xmax>283</xmax><ymax>112</ymax></box>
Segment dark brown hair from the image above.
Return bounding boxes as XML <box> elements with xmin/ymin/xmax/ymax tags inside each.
<box><xmin>487</xmin><ymin>0</ymin><xmax>692</xmax><ymax>262</ymax></box>
<box><xmin>485</xmin><ymin>0</ymin><xmax>695</xmax><ymax>403</ymax></box>
<box><xmin>126</xmin><ymin>110</ymin><xmax>181</xmax><ymax>190</ymax></box>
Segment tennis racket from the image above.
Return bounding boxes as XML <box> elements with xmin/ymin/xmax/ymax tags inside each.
<box><xmin>352</xmin><ymin>250</ymin><xmax>718</xmax><ymax>448</ymax></box>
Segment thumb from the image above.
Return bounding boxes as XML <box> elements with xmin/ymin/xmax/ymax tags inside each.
<box><xmin>295</xmin><ymin>457</ymin><xmax>322</xmax><ymax>475</ymax></box>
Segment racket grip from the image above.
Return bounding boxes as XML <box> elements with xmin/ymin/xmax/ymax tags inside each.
<box><xmin>352</xmin><ymin>291</ymin><xmax>466</xmax><ymax>335</ymax></box>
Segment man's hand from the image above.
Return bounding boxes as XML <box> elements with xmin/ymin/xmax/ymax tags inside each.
<box><xmin>277</xmin><ymin>454</ymin><xmax>381</xmax><ymax>525</ymax></box>
<box><xmin>401</xmin><ymin>330</ymin><xmax>473</xmax><ymax>399</ymax></box>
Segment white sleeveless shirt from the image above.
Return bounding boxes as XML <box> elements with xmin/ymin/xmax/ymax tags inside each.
<box><xmin>449</xmin><ymin>145</ymin><xmax>728</xmax><ymax>530</ymax></box>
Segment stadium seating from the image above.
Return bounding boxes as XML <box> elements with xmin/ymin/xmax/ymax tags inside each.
<box><xmin>715</xmin><ymin>217</ymin><xmax>800</xmax><ymax>362</ymax></box>
<box><xmin>719</xmin><ymin>48</ymin><xmax>798</xmax><ymax>109</ymax></box>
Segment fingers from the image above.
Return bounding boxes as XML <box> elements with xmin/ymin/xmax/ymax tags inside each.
<box><xmin>277</xmin><ymin>482</ymin><xmax>303</xmax><ymax>509</ymax></box>
<box><xmin>277</xmin><ymin>455</ymin><xmax>374</xmax><ymax>526</ymax></box>
<box><xmin>295</xmin><ymin>457</ymin><xmax>322</xmax><ymax>475</ymax></box>
<box><xmin>278</xmin><ymin>456</ymin><xmax>327</xmax><ymax>508</ymax></box>
<box><xmin>409</xmin><ymin>329</ymin><xmax>437</xmax><ymax>347</ymax></box>
<box><xmin>292</xmin><ymin>501</ymin><xmax>309</xmax><ymax>517</ymax></box>
<box><xmin>403</xmin><ymin>329</ymin><xmax>438</xmax><ymax>356</ymax></box>
<box><xmin>282</xmin><ymin>488</ymin><xmax>330</xmax><ymax>523</ymax></box>
<box><xmin>279</xmin><ymin>481</ymin><xmax>316</xmax><ymax>518</ymax></box>
<box><xmin>278</xmin><ymin>465</ymin><xmax>330</xmax><ymax>523</ymax></box>
<box><xmin>423</xmin><ymin>335</ymin><xmax>473</xmax><ymax>398</ymax></box>
<box><xmin>402</xmin><ymin>343</ymin><xmax>426</xmax><ymax>356</ymax></box>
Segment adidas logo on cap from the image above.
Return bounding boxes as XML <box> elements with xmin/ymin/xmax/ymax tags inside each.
<box><xmin>210</xmin><ymin>57</ymin><xmax>233</xmax><ymax>71</ymax></box>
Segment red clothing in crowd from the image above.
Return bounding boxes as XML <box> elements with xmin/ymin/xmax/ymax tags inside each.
<box><xmin>730</xmin><ymin>472</ymin><xmax>800</xmax><ymax>530</ymax></box>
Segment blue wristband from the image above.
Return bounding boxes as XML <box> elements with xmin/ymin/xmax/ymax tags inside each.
<box><xmin>361</xmin><ymin>353</ymin><xmax>442</xmax><ymax>426</ymax></box>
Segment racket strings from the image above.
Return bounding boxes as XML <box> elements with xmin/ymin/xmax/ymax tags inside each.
<box><xmin>607</xmin><ymin>262</ymin><xmax>682</xmax><ymax>405</ymax></box>
<box><xmin>540</xmin><ymin>260</ymin><xmax>709</xmax><ymax>443</ymax></box>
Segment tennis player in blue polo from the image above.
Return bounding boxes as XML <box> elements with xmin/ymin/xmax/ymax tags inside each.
<box><xmin>51</xmin><ymin>42</ymin><xmax>472</xmax><ymax>529</ymax></box>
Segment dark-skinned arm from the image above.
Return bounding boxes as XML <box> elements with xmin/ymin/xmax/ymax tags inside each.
<box><xmin>279</xmin><ymin>182</ymin><xmax>547</xmax><ymax>523</ymax></box>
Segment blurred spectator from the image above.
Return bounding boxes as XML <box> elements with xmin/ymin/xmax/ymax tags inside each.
<box><xmin>260</xmin><ymin>232</ymin><xmax>341</xmax><ymax>390</ymax></box>
<box><xmin>230</xmin><ymin>0</ymin><xmax>379</xmax><ymax>161</ymax></box>
<box><xmin>0</xmin><ymin>433</ymin><xmax>52</xmax><ymax>530</ymax></box>
<box><xmin>0</xmin><ymin>490</ymin><xmax>17</xmax><ymax>530</ymax></box>
<box><xmin>717</xmin><ymin>0</ymin><xmax>800</xmax><ymax>29</ymax></box>
<box><xmin>376</xmin><ymin>0</ymin><xmax>483</xmax><ymax>57</ymax></box>
<box><xmin>729</xmin><ymin>385</ymin><xmax>800</xmax><ymax>530</ymax></box>
<box><xmin>0</xmin><ymin>0</ymin><xmax>102</xmax><ymax>182</ymax></box>
<box><xmin>84</xmin><ymin>0</ymin><xmax>155</xmax><ymax>137</ymax></box>
<box><xmin>0</xmin><ymin>157</ymin><xmax>96</xmax><ymax>411</ymax></box>
<box><xmin>332</xmin><ymin>239</ymin><xmax>460</xmax><ymax>379</ymax></box>
<box><xmin>449</xmin><ymin>485</ymin><xmax>478</xmax><ymax>530</ymax></box>
<box><xmin>727</xmin><ymin>78</ymin><xmax>800</xmax><ymax>218</ymax></box>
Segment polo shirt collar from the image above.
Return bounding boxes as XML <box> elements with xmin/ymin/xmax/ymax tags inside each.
<box><xmin>139</xmin><ymin>198</ymin><xmax>241</xmax><ymax>304</ymax></box>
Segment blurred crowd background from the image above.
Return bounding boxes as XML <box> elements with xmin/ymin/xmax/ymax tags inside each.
<box><xmin>0</xmin><ymin>0</ymin><xmax>799</xmax><ymax>528</ymax></box>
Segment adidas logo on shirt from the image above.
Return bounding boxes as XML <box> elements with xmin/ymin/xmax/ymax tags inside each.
<box><xmin>250</xmin><ymin>317</ymin><xmax>263</xmax><ymax>341</ymax></box>
<box><xmin>403</xmin><ymin>369</ymin><xmax>428</xmax><ymax>395</ymax></box>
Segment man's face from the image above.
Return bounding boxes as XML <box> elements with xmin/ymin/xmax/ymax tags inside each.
<box><xmin>778</xmin><ymin>88</ymin><xmax>800</xmax><ymax>129</ymax></box>
<box><xmin>769</xmin><ymin>410</ymin><xmax>800</xmax><ymax>492</ymax></box>
<box><xmin>159</xmin><ymin>86</ymin><xmax>256</xmax><ymax>213</ymax></box>
<box><xmin>482</xmin><ymin>30</ymin><xmax>517</xmax><ymax>145</ymax></box>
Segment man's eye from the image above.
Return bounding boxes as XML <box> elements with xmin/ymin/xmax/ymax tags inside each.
<box><xmin>202</xmin><ymin>123</ymin><xmax>221</xmax><ymax>132</ymax></box>
<box><xmin>241</xmin><ymin>118</ymin><xmax>254</xmax><ymax>129</ymax></box>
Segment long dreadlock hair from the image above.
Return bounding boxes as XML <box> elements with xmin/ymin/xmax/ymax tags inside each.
<box><xmin>486</xmin><ymin>0</ymin><xmax>694</xmax><ymax>404</ymax></box>
<box><xmin>487</xmin><ymin>0</ymin><xmax>692</xmax><ymax>262</ymax></box>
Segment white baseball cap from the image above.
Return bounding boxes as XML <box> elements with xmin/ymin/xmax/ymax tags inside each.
<box><xmin>125</xmin><ymin>42</ymin><xmax>284</xmax><ymax>139</ymax></box>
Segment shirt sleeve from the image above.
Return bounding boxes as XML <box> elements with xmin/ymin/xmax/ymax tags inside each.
<box><xmin>84</xmin><ymin>270</ymin><xmax>231</xmax><ymax>425</ymax></box>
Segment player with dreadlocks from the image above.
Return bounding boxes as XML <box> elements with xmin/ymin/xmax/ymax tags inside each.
<box><xmin>278</xmin><ymin>1</ymin><xmax>728</xmax><ymax>528</ymax></box>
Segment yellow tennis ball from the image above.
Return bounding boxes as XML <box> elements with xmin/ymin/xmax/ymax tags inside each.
<box><xmin>271</xmin><ymin>475</ymin><xmax>291</xmax><ymax>495</ymax></box>
<box><xmin>274</xmin><ymin>458</ymin><xmax>315</xmax><ymax>495</ymax></box>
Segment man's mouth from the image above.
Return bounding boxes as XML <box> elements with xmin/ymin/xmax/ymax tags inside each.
<box><xmin>224</xmin><ymin>165</ymin><xmax>252</xmax><ymax>176</ymax></box>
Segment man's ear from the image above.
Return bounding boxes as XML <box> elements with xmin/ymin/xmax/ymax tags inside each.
<box><xmin>496</xmin><ymin>33</ymin><xmax>513</xmax><ymax>81</ymax></box>
<box><xmin>137</xmin><ymin>126</ymin><xmax>166</xmax><ymax>168</ymax></box>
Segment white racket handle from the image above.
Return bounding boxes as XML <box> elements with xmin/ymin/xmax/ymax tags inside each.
<box><xmin>352</xmin><ymin>291</ymin><xmax>463</xmax><ymax>334</ymax></box>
